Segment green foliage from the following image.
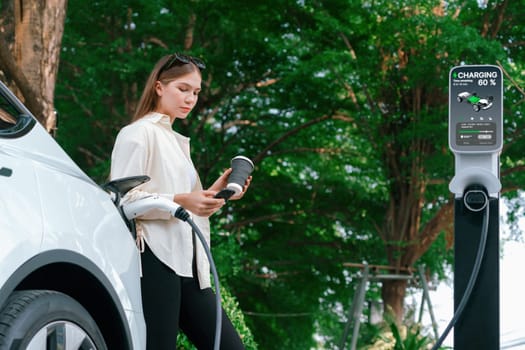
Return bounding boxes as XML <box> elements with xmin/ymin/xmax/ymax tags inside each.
<box><xmin>390</xmin><ymin>323</ymin><xmax>430</xmax><ymax>350</ymax></box>
<box><xmin>362</xmin><ymin>312</ymin><xmax>437</xmax><ymax>350</ymax></box>
<box><xmin>373</xmin><ymin>322</ymin><xmax>432</xmax><ymax>350</ymax></box>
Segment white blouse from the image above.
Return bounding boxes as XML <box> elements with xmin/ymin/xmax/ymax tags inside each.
<box><xmin>110</xmin><ymin>112</ymin><xmax>211</xmax><ymax>289</ymax></box>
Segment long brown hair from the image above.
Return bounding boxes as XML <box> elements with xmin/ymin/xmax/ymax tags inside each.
<box><xmin>132</xmin><ymin>54</ymin><xmax>202</xmax><ymax>122</ymax></box>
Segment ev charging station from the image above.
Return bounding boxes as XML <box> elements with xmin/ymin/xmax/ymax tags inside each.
<box><xmin>448</xmin><ymin>65</ymin><xmax>503</xmax><ymax>349</ymax></box>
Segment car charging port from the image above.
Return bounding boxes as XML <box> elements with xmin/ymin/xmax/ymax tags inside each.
<box><xmin>463</xmin><ymin>185</ymin><xmax>488</xmax><ymax>212</ymax></box>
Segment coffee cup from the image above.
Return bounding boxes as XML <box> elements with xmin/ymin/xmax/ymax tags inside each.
<box><xmin>227</xmin><ymin>156</ymin><xmax>254</xmax><ymax>195</ymax></box>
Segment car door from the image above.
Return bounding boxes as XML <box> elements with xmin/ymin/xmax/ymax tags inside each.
<box><xmin>0</xmin><ymin>84</ymin><xmax>43</xmax><ymax>279</ymax></box>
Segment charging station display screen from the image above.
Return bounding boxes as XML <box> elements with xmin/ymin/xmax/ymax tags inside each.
<box><xmin>449</xmin><ymin>65</ymin><xmax>503</xmax><ymax>153</ymax></box>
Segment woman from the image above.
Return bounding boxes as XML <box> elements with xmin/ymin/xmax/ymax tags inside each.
<box><xmin>110</xmin><ymin>53</ymin><xmax>249</xmax><ymax>349</ymax></box>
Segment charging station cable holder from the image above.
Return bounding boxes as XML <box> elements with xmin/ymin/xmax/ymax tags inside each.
<box><xmin>449</xmin><ymin>154</ymin><xmax>501</xmax><ymax>199</ymax></box>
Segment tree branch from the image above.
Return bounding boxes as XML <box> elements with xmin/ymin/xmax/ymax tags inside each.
<box><xmin>184</xmin><ymin>13</ymin><xmax>196</xmax><ymax>50</ymax></box>
<box><xmin>497</xmin><ymin>60</ymin><xmax>525</xmax><ymax>99</ymax></box>
<box><xmin>418</xmin><ymin>199</ymin><xmax>454</xmax><ymax>254</ymax></box>
<box><xmin>502</xmin><ymin>165</ymin><xmax>525</xmax><ymax>177</ymax></box>
<box><xmin>490</xmin><ymin>0</ymin><xmax>509</xmax><ymax>39</ymax></box>
<box><xmin>253</xmin><ymin>113</ymin><xmax>353</xmax><ymax>164</ymax></box>
<box><xmin>221</xmin><ymin>210</ymin><xmax>306</xmax><ymax>230</ymax></box>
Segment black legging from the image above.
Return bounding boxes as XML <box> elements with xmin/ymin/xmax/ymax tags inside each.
<box><xmin>140</xmin><ymin>243</ymin><xmax>245</xmax><ymax>350</ymax></box>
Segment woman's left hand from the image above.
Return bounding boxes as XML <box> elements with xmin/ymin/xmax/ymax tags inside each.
<box><xmin>229</xmin><ymin>175</ymin><xmax>252</xmax><ymax>200</ymax></box>
<box><xmin>209</xmin><ymin>168</ymin><xmax>252</xmax><ymax>200</ymax></box>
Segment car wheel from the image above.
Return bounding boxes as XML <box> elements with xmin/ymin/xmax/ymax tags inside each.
<box><xmin>457</xmin><ymin>96</ymin><xmax>463</xmax><ymax>102</ymax></box>
<box><xmin>0</xmin><ymin>290</ymin><xmax>107</xmax><ymax>350</ymax></box>
<box><xmin>473</xmin><ymin>104</ymin><xmax>480</xmax><ymax>112</ymax></box>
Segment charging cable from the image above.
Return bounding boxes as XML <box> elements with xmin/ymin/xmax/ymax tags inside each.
<box><xmin>430</xmin><ymin>187</ymin><xmax>489</xmax><ymax>350</ymax></box>
<box><xmin>180</xmin><ymin>210</ymin><xmax>223</xmax><ymax>350</ymax></box>
<box><xmin>123</xmin><ymin>196</ymin><xmax>222</xmax><ymax>350</ymax></box>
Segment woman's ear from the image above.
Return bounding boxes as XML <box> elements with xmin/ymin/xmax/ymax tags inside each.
<box><xmin>154</xmin><ymin>81</ymin><xmax>163</xmax><ymax>96</ymax></box>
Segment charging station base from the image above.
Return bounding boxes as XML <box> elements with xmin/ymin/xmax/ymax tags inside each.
<box><xmin>454</xmin><ymin>197</ymin><xmax>499</xmax><ymax>349</ymax></box>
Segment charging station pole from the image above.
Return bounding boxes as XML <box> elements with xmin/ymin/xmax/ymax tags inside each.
<box><xmin>449</xmin><ymin>65</ymin><xmax>503</xmax><ymax>349</ymax></box>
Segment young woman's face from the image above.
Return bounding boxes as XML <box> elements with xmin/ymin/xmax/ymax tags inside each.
<box><xmin>155</xmin><ymin>69</ymin><xmax>202</xmax><ymax>122</ymax></box>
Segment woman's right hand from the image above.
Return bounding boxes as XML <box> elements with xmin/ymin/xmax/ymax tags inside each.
<box><xmin>173</xmin><ymin>190</ymin><xmax>226</xmax><ymax>217</ymax></box>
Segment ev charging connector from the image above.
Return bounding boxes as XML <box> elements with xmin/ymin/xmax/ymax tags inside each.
<box><xmin>463</xmin><ymin>184</ymin><xmax>489</xmax><ymax>212</ymax></box>
<box><xmin>445</xmin><ymin>65</ymin><xmax>503</xmax><ymax>350</ymax></box>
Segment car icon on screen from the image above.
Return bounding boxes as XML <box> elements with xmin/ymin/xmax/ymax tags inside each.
<box><xmin>457</xmin><ymin>91</ymin><xmax>494</xmax><ymax>112</ymax></box>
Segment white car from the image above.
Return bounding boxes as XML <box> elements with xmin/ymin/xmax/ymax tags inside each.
<box><xmin>0</xmin><ymin>80</ymin><xmax>146</xmax><ymax>349</ymax></box>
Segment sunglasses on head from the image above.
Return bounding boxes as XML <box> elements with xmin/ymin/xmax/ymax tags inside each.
<box><xmin>160</xmin><ymin>53</ymin><xmax>206</xmax><ymax>74</ymax></box>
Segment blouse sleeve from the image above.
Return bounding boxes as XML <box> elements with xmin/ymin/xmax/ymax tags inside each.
<box><xmin>110</xmin><ymin>123</ymin><xmax>173</xmax><ymax>220</ymax></box>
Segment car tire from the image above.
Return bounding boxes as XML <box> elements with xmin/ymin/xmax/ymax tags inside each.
<box><xmin>0</xmin><ymin>290</ymin><xmax>107</xmax><ymax>350</ymax></box>
<box><xmin>457</xmin><ymin>96</ymin><xmax>463</xmax><ymax>102</ymax></box>
<box><xmin>473</xmin><ymin>104</ymin><xmax>480</xmax><ymax>112</ymax></box>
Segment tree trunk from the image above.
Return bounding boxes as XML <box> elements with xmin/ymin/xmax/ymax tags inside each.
<box><xmin>377</xmin><ymin>84</ymin><xmax>454</xmax><ymax>323</ymax></box>
<box><xmin>381</xmin><ymin>279</ymin><xmax>408</xmax><ymax>324</ymax></box>
<box><xmin>0</xmin><ymin>0</ymin><xmax>67</xmax><ymax>134</ymax></box>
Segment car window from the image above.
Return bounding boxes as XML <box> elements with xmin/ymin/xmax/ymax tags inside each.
<box><xmin>0</xmin><ymin>85</ymin><xmax>35</xmax><ymax>138</ymax></box>
<box><xmin>0</xmin><ymin>101</ymin><xmax>17</xmax><ymax>129</ymax></box>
